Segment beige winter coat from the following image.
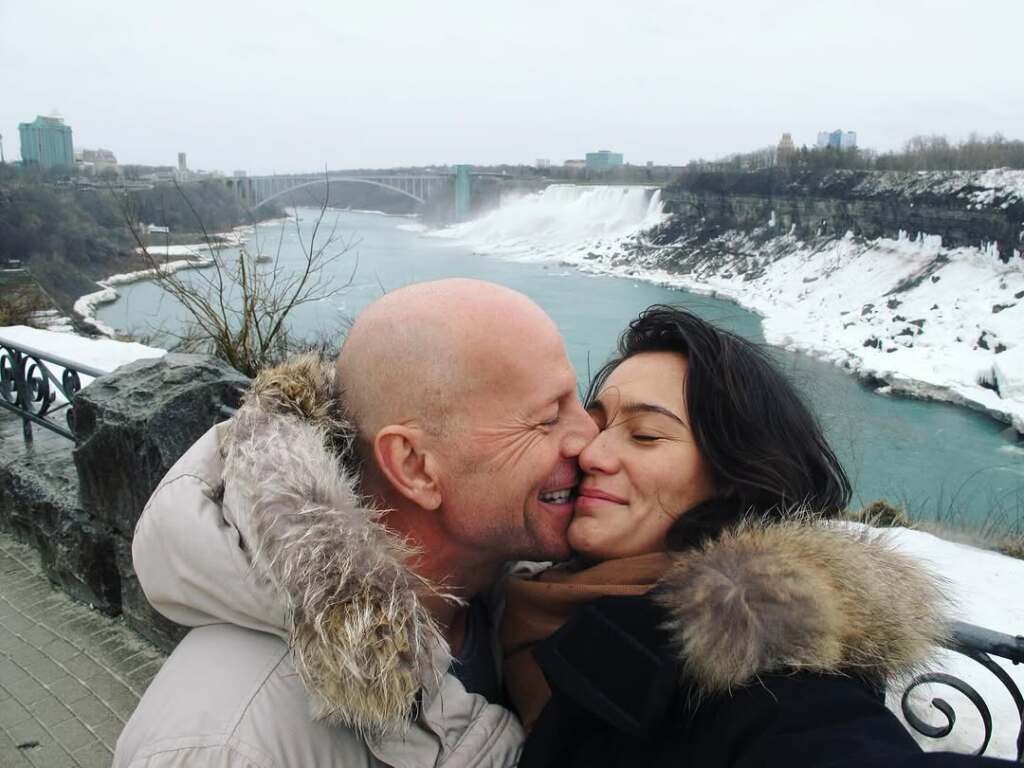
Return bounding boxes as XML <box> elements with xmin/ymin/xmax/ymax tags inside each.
<box><xmin>114</xmin><ymin>357</ymin><xmax>524</xmax><ymax>768</ymax></box>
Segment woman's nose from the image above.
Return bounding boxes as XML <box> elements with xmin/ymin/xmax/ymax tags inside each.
<box><xmin>579</xmin><ymin>429</ymin><xmax>618</xmax><ymax>475</ymax></box>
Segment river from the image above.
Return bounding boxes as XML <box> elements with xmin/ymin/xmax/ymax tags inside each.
<box><xmin>95</xmin><ymin>193</ymin><xmax>1024</xmax><ymax>530</ymax></box>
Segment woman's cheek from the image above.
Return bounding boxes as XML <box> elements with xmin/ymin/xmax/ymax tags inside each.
<box><xmin>567</xmin><ymin>516</ymin><xmax>601</xmax><ymax>554</ymax></box>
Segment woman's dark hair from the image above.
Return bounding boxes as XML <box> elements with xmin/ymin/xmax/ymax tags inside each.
<box><xmin>585</xmin><ymin>305</ymin><xmax>851</xmax><ymax>549</ymax></box>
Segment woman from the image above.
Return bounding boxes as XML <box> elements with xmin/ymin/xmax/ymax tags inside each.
<box><xmin>503</xmin><ymin>305</ymin><xmax>1010</xmax><ymax>767</ymax></box>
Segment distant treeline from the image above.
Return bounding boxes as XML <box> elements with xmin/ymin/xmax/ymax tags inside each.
<box><xmin>688</xmin><ymin>133</ymin><xmax>1024</xmax><ymax>174</ymax></box>
<box><xmin>0</xmin><ymin>167</ymin><xmax>279</xmax><ymax>311</ymax></box>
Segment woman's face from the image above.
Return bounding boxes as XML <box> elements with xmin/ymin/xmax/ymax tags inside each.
<box><xmin>569</xmin><ymin>351</ymin><xmax>714</xmax><ymax>561</ymax></box>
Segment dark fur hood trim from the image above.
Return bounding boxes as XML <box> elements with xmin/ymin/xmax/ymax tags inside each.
<box><xmin>656</xmin><ymin>518</ymin><xmax>950</xmax><ymax>694</ymax></box>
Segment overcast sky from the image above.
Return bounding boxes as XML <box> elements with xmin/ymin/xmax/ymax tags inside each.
<box><xmin>2</xmin><ymin>0</ymin><xmax>1021</xmax><ymax>174</ymax></box>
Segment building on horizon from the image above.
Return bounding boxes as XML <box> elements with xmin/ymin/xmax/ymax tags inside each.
<box><xmin>585</xmin><ymin>150</ymin><xmax>624</xmax><ymax>170</ymax></box>
<box><xmin>175</xmin><ymin>152</ymin><xmax>191</xmax><ymax>181</ymax></box>
<box><xmin>777</xmin><ymin>132</ymin><xmax>796</xmax><ymax>162</ymax></box>
<box><xmin>18</xmin><ymin>115</ymin><xmax>74</xmax><ymax>169</ymax></box>
<box><xmin>563</xmin><ymin>159</ymin><xmax>586</xmax><ymax>169</ymax></box>
<box><xmin>76</xmin><ymin>148</ymin><xmax>118</xmax><ymax>174</ymax></box>
<box><xmin>535</xmin><ymin>158</ymin><xmax>551</xmax><ymax>169</ymax></box>
<box><xmin>816</xmin><ymin>129</ymin><xmax>857</xmax><ymax>150</ymax></box>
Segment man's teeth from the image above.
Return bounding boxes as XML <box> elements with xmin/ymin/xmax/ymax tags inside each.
<box><xmin>539</xmin><ymin>489</ymin><xmax>573</xmax><ymax>505</ymax></box>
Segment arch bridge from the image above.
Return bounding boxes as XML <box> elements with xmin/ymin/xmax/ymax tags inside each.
<box><xmin>226</xmin><ymin>173</ymin><xmax>452</xmax><ymax>208</ymax></box>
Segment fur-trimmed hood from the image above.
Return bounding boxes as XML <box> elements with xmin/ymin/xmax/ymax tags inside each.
<box><xmin>221</xmin><ymin>354</ymin><xmax>450</xmax><ymax>737</ymax></box>
<box><xmin>134</xmin><ymin>354</ymin><xmax>450</xmax><ymax>740</ymax></box>
<box><xmin>656</xmin><ymin>518</ymin><xmax>950</xmax><ymax>694</ymax></box>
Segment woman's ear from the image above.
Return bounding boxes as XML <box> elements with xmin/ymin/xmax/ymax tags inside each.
<box><xmin>373</xmin><ymin>425</ymin><xmax>443</xmax><ymax>510</ymax></box>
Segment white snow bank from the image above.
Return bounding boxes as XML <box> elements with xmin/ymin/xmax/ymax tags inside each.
<box><xmin>567</xmin><ymin>227</ymin><xmax>1024</xmax><ymax>434</ymax></box>
<box><xmin>76</xmin><ymin>239</ymin><xmax>237</xmax><ymax>335</ymax></box>
<box><xmin>878</xmin><ymin>525</ymin><xmax>1024</xmax><ymax>759</ymax></box>
<box><xmin>0</xmin><ymin>325</ymin><xmax>165</xmax><ymax>405</ymax></box>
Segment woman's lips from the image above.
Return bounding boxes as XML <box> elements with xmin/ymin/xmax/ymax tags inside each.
<box><xmin>577</xmin><ymin>487</ymin><xmax>627</xmax><ymax>504</ymax></box>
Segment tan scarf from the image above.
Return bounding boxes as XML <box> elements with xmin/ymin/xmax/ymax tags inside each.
<box><xmin>500</xmin><ymin>552</ymin><xmax>672</xmax><ymax>730</ymax></box>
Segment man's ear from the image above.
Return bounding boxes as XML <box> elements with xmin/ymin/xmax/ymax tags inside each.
<box><xmin>373</xmin><ymin>425</ymin><xmax>443</xmax><ymax>510</ymax></box>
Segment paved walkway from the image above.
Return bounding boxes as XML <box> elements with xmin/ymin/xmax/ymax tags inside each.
<box><xmin>0</xmin><ymin>532</ymin><xmax>166</xmax><ymax>768</ymax></box>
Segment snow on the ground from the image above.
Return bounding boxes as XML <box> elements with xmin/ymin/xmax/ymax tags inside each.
<box><xmin>423</xmin><ymin>177</ymin><xmax>1023</xmax><ymax>433</ymax></box>
<box><xmin>27</xmin><ymin>309</ymin><xmax>75</xmax><ymax>334</ymax></box>
<box><xmin>569</xmin><ymin>228</ymin><xmax>1024</xmax><ymax>434</ymax></box>
<box><xmin>0</xmin><ymin>325</ymin><xmax>165</xmax><ymax>405</ymax></box>
<box><xmin>877</xmin><ymin>524</ymin><xmax>1024</xmax><ymax>759</ymax></box>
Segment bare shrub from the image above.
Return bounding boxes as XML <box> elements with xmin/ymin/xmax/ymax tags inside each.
<box><xmin>116</xmin><ymin>175</ymin><xmax>355</xmax><ymax>377</ymax></box>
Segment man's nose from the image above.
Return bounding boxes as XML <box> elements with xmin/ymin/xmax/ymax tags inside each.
<box><xmin>562</xmin><ymin>400</ymin><xmax>598</xmax><ymax>458</ymax></box>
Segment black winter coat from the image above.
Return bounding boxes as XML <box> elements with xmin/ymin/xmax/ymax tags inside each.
<box><xmin>519</xmin><ymin>595</ymin><xmax>1013</xmax><ymax>768</ymax></box>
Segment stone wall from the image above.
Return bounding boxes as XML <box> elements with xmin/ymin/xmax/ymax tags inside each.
<box><xmin>0</xmin><ymin>353</ymin><xmax>248</xmax><ymax>651</ymax></box>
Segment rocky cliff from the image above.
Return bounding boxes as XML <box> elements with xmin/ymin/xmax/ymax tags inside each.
<box><xmin>657</xmin><ymin>169</ymin><xmax>1024</xmax><ymax>261</ymax></box>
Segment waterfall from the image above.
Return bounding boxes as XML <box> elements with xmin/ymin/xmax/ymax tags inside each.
<box><xmin>432</xmin><ymin>184</ymin><xmax>666</xmax><ymax>263</ymax></box>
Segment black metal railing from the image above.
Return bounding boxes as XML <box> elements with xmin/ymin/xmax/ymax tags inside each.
<box><xmin>902</xmin><ymin>620</ymin><xmax>1024</xmax><ymax>761</ymax></box>
<box><xmin>0</xmin><ymin>332</ymin><xmax>108</xmax><ymax>443</ymax></box>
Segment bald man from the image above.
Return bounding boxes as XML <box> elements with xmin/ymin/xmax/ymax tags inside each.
<box><xmin>115</xmin><ymin>280</ymin><xmax>596</xmax><ymax>768</ymax></box>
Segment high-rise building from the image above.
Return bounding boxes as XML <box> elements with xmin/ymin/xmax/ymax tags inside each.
<box><xmin>178</xmin><ymin>152</ymin><xmax>188</xmax><ymax>172</ymax></box>
<box><xmin>585</xmin><ymin>150</ymin><xmax>624</xmax><ymax>170</ymax></box>
<box><xmin>18</xmin><ymin>115</ymin><xmax>74</xmax><ymax>169</ymax></box>
<box><xmin>816</xmin><ymin>129</ymin><xmax>857</xmax><ymax>150</ymax></box>
<box><xmin>536</xmin><ymin>158</ymin><xmax>551</xmax><ymax>169</ymax></box>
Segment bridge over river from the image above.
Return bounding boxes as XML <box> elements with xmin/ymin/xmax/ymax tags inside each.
<box><xmin>225</xmin><ymin>165</ymin><xmax>526</xmax><ymax>220</ymax></box>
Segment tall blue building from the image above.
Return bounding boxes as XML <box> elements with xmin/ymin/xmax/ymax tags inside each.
<box><xmin>19</xmin><ymin>115</ymin><xmax>74</xmax><ymax>169</ymax></box>
<box><xmin>585</xmin><ymin>150</ymin><xmax>624</xmax><ymax>170</ymax></box>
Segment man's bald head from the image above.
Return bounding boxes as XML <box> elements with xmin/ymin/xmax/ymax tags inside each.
<box><xmin>336</xmin><ymin>278</ymin><xmax>559</xmax><ymax>443</ymax></box>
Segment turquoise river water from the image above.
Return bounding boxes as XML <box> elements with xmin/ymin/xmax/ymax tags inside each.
<box><xmin>95</xmin><ymin>208</ymin><xmax>1024</xmax><ymax>530</ymax></box>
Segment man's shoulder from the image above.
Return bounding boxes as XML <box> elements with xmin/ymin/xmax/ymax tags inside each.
<box><xmin>115</xmin><ymin>623</ymin><xmax>371</xmax><ymax>768</ymax></box>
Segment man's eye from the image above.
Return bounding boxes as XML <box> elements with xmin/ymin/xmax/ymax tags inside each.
<box><xmin>632</xmin><ymin>434</ymin><xmax>659</xmax><ymax>443</ymax></box>
<box><xmin>540</xmin><ymin>417</ymin><xmax>560</xmax><ymax>427</ymax></box>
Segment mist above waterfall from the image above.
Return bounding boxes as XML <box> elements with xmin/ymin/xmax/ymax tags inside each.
<box><xmin>433</xmin><ymin>185</ymin><xmax>666</xmax><ymax>262</ymax></box>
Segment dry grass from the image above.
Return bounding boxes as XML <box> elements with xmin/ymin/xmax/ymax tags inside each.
<box><xmin>0</xmin><ymin>289</ymin><xmax>48</xmax><ymax>327</ymax></box>
<box><xmin>846</xmin><ymin>498</ymin><xmax>1024</xmax><ymax>561</ymax></box>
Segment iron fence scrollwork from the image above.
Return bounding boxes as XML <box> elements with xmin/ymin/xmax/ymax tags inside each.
<box><xmin>0</xmin><ymin>333</ymin><xmax>107</xmax><ymax>443</ymax></box>
<box><xmin>900</xmin><ymin>620</ymin><xmax>1024</xmax><ymax>761</ymax></box>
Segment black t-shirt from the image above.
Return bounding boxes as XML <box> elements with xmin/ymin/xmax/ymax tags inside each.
<box><xmin>450</xmin><ymin>598</ymin><xmax>503</xmax><ymax>705</ymax></box>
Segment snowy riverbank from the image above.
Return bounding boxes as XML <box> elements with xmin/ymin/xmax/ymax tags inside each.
<box><xmin>431</xmin><ymin>180</ymin><xmax>1024</xmax><ymax>435</ymax></box>
<box><xmin>72</xmin><ymin>227</ymin><xmax>250</xmax><ymax>336</ymax></box>
<box><xmin>585</xmin><ymin>227</ymin><xmax>1024</xmax><ymax>435</ymax></box>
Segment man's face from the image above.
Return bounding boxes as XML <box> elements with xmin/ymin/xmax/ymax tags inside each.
<box><xmin>436</xmin><ymin>325</ymin><xmax>597</xmax><ymax>562</ymax></box>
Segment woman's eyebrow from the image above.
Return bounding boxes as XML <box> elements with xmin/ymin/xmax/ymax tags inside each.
<box><xmin>589</xmin><ymin>397</ymin><xmax>685</xmax><ymax>426</ymax></box>
<box><xmin>618</xmin><ymin>401</ymin><xmax>687</xmax><ymax>426</ymax></box>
